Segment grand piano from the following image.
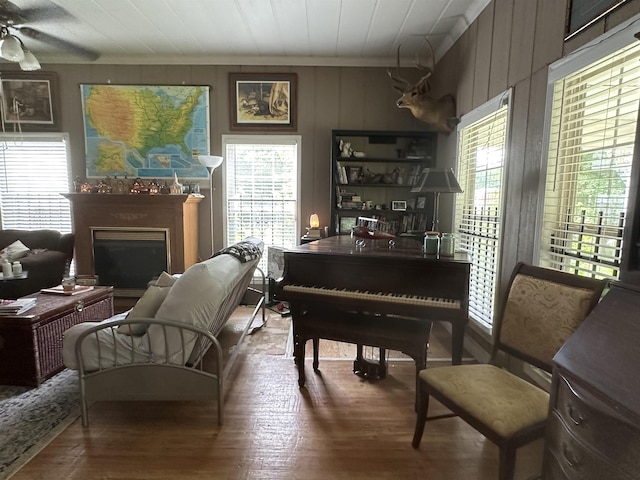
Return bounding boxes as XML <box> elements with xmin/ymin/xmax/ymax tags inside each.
<box><xmin>274</xmin><ymin>235</ymin><xmax>471</xmax><ymax>388</ymax></box>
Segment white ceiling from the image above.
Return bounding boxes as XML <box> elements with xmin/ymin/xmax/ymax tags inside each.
<box><xmin>2</xmin><ymin>0</ymin><xmax>490</xmax><ymax>67</ymax></box>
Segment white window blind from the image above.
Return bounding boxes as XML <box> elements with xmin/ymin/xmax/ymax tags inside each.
<box><xmin>0</xmin><ymin>133</ymin><xmax>72</xmax><ymax>232</ymax></box>
<box><xmin>539</xmin><ymin>41</ymin><xmax>640</xmax><ymax>279</ymax></box>
<box><xmin>455</xmin><ymin>95</ymin><xmax>509</xmax><ymax>330</ymax></box>
<box><xmin>223</xmin><ymin>136</ymin><xmax>299</xmax><ymax>271</ymax></box>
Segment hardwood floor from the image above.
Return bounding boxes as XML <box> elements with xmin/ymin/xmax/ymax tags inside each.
<box><xmin>12</xmin><ymin>349</ymin><xmax>544</xmax><ymax>480</ymax></box>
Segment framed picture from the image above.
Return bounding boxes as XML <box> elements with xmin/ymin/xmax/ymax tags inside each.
<box><xmin>411</xmin><ymin>168</ymin><xmax>429</xmax><ymax>193</ymax></box>
<box><xmin>416</xmin><ymin>196</ymin><xmax>426</xmax><ymax>210</ymax></box>
<box><xmin>565</xmin><ymin>0</ymin><xmax>628</xmax><ymax>40</ymax></box>
<box><xmin>338</xmin><ymin>216</ymin><xmax>357</xmax><ymax>234</ymax></box>
<box><xmin>80</xmin><ymin>84</ymin><xmax>210</xmax><ymax>179</ymax></box>
<box><xmin>392</xmin><ymin>200</ymin><xmax>407</xmax><ymax>211</ymax></box>
<box><xmin>0</xmin><ymin>72</ymin><xmax>59</xmax><ymax>130</ymax></box>
<box><xmin>347</xmin><ymin>166</ymin><xmax>362</xmax><ymax>184</ymax></box>
<box><xmin>229</xmin><ymin>73</ymin><xmax>297</xmax><ymax>131</ymax></box>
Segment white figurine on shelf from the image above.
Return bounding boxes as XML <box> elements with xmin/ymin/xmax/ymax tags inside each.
<box><xmin>340</xmin><ymin>140</ymin><xmax>353</xmax><ymax>158</ymax></box>
<box><xmin>170</xmin><ymin>172</ymin><xmax>183</xmax><ymax>194</ymax></box>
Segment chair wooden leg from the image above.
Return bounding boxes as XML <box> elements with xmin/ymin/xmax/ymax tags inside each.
<box><xmin>499</xmin><ymin>445</ymin><xmax>516</xmax><ymax>480</ymax></box>
<box><xmin>412</xmin><ymin>381</ymin><xmax>429</xmax><ymax>448</ymax></box>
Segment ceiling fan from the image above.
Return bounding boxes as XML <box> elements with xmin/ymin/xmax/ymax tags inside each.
<box><xmin>0</xmin><ymin>0</ymin><xmax>100</xmax><ymax>69</ymax></box>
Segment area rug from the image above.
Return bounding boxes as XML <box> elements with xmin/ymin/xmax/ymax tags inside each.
<box><xmin>233</xmin><ymin>305</ymin><xmax>470</xmax><ymax>363</ymax></box>
<box><xmin>0</xmin><ymin>369</ymin><xmax>81</xmax><ymax>480</ymax></box>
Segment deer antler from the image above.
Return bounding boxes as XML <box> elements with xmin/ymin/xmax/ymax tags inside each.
<box><xmin>415</xmin><ymin>37</ymin><xmax>435</xmax><ymax>72</ymax></box>
<box><xmin>387</xmin><ymin>44</ymin><xmax>411</xmax><ymax>90</ymax></box>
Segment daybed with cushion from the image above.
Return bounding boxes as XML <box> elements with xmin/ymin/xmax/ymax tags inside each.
<box><xmin>62</xmin><ymin>238</ymin><xmax>265</xmax><ymax>427</ymax></box>
<box><xmin>0</xmin><ymin>229</ymin><xmax>74</xmax><ymax>298</ymax></box>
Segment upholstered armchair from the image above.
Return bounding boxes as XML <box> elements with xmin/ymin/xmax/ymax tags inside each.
<box><xmin>411</xmin><ymin>262</ymin><xmax>608</xmax><ymax>480</ymax></box>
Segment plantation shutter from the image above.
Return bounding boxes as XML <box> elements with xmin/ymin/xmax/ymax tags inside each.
<box><xmin>224</xmin><ymin>136</ymin><xmax>299</xmax><ymax>270</ymax></box>
<box><xmin>0</xmin><ymin>133</ymin><xmax>72</xmax><ymax>232</ymax></box>
<box><xmin>539</xmin><ymin>41</ymin><xmax>640</xmax><ymax>279</ymax></box>
<box><xmin>455</xmin><ymin>95</ymin><xmax>509</xmax><ymax>330</ymax></box>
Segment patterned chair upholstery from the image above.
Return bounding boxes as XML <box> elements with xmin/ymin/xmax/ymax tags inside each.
<box><xmin>411</xmin><ymin>262</ymin><xmax>608</xmax><ymax>480</ymax></box>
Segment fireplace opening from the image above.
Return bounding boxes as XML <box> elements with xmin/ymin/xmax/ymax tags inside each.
<box><xmin>92</xmin><ymin>229</ymin><xmax>170</xmax><ymax>296</ymax></box>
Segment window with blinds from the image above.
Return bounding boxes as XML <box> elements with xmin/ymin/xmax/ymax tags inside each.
<box><xmin>455</xmin><ymin>93</ymin><xmax>510</xmax><ymax>330</ymax></box>
<box><xmin>0</xmin><ymin>133</ymin><xmax>72</xmax><ymax>232</ymax></box>
<box><xmin>539</xmin><ymin>41</ymin><xmax>640</xmax><ymax>280</ymax></box>
<box><xmin>223</xmin><ymin>135</ymin><xmax>300</xmax><ymax>271</ymax></box>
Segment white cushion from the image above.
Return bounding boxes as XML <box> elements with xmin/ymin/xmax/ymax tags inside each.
<box><xmin>0</xmin><ymin>240</ymin><xmax>30</xmax><ymax>262</ymax></box>
<box><xmin>63</xmin><ymin>313</ymin><xmax>152</xmax><ymax>371</ymax></box>
<box><xmin>150</xmin><ymin>254</ymin><xmax>255</xmax><ymax>359</ymax></box>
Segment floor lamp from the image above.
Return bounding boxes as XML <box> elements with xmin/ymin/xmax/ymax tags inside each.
<box><xmin>198</xmin><ymin>155</ymin><xmax>224</xmax><ymax>256</ymax></box>
<box><xmin>411</xmin><ymin>168</ymin><xmax>463</xmax><ymax>232</ymax></box>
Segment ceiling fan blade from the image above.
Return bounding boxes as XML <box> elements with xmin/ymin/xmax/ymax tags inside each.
<box><xmin>17</xmin><ymin>26</ymin><xmax>100</xmax><ymax>61</ymax></box>
<box><xmin>14</xmin><ymin>5</ymin><xmax>72</xmax><ymax>23</ymax></box>
<box><xmin>0</xmin><ymin>0</ymin><xmax>25</xmax><ymax>23</ymax></box>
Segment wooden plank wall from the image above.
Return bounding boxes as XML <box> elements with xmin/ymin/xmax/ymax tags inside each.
<box><xmin>5</xmin><ymin>62</ymin><xmax>424</xmax><ymax>262</ymax></box>
<box><xmin>2</xmin><ymin>0</ymin><xmax>640</xmax><ymax>282</ymax></box>
<box><xmin>431</xmin><ymin>0</ymin><xmax>640</xmax><ymax>297</ymax></box>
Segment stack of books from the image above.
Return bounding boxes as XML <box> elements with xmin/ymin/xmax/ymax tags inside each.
<box><xmin>0</xmin><ymin>297</ymin><xmax>37</xmax><ymax>315</ymax></box>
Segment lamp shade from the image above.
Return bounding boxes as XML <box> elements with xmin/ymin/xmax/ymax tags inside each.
<box><xmin>198</xmin><ymin>155</ymin><xmax>223</xmax><ymax>172</ymax></box>
<box><xmin>310</xmin><ymin>214</ymin><xmax>319</xmax><ymax>228</ymax></box>
<box><xmin>411</xmin><ymin>168</ymin><xmax>462</xmax><ymax>193</ymax></box>
<box><xmin>0</xmin><ymin>34</ymin><xmax>25</xmax><ymax>62</ymax></box>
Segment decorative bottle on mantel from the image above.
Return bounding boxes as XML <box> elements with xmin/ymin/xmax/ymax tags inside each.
<box><xmin>170</xmin><ymin>172</ymin><xmax>183</xmax><ymax>194</ymax></box>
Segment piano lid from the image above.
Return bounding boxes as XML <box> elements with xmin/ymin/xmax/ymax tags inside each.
<box><xmin>286</xmin><ymin>235</ymin><xmax>471</xmax><ymax>263</ymax></box>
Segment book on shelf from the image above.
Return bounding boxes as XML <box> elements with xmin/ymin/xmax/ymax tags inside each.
<box><xmin>336</xmin><ymin>162</ymin><xmax>348</xmax><ymax>184</ymax></box>
<box><xmin>40</xmin><ymin>285</ymin><xmax>95</xmax><ymax>296</ymax></box>
<box><xmin>0</xmin><ymin>297</ymin><xmax>37</xmax><ymax>315</ymax></box>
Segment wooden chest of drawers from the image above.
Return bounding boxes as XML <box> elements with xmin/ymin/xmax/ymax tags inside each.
<box><xmin>543</xmin><ymin>282</ymin><xmax>640</xmax><ymax>480</ymax></box>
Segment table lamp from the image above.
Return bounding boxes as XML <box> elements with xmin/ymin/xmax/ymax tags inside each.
<box><xmin>411</xmin><ymin>168</ymin><xmax>462</xmax><ymax>232</ymax></box>
<box><xmin>304</xmin><ymin>213</ymin><xmax>322</xmax><ymax>240</ymax></box>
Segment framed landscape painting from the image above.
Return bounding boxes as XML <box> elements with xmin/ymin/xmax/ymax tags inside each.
<box><xmin>0</xmin><ymin>72</ymin><xmax>58</xmax><ymax>130</ymax></box>
<box><xmin>229</xmin><ymin>73</ymin><xmax>297</xmax><ymax>131</ymax></box>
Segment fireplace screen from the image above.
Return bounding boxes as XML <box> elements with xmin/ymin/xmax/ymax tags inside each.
<box><xmin>92</xmin><ymin>228</ymin><xmax>170</xmax><ymax>295</ymax></box>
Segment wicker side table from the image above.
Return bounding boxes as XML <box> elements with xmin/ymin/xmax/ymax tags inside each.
<box><xmin>0</xmin><ymin>286</ymin><xmax>114</xmax><ymax>386</ymax></box>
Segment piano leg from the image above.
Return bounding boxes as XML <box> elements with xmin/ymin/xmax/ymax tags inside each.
<box><xmin>451</xmin><ymin>322</ymin><xmax>465</xmax><ymax>365</ymax></box>
<box><xmin>291</xmin><ymin>305</ymin><xmax>307</xmax><ymax>388</ymax></box>
<box><xmin>312</xmin><ymin>338</ymin><xmax>319</xmax><ymax>371</ymax></box>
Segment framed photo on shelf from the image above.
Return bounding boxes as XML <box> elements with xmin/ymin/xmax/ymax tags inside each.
<box><xmin>416</xmin><ymin>196</ymin><xmax>426</xmax><ymax>210</ymax></box>
<box><xmin>229</xmin><ymin>73</ymin><xmax>297</xmax><ymax>131</ymax></box>
<box><xmin>338</xmin><ymin>216</ymin><xmax>357</xmax><ymax>234</ymax></box>
<box><xmin>346</xmin><ymin>166</ymin><xmax>362</xmax><ymax>184</ymax></box>
<box><xmin>0</xmin><ymin>72</ymin><xmax>59</xmax><ymax>130</ymax></box>
<box><xmin>392</xmin><ymin>200</ymin><xmax>407</xmax><ymax>211</ymax></box>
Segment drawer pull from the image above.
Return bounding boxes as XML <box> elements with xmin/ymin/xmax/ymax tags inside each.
<box><xmin>562</xmin><ymin>443</ymin><xmax>581</xmax><ymax>467</ymax></box>
<box><xmin>567</xmin><ymin>404</ymin><xmax>584</xmax><ymax>425</ymax></box>
<box><xmin>75</xmin><ymin>300</ymin><xmax>84</xmax><ymax>312</ymax></box>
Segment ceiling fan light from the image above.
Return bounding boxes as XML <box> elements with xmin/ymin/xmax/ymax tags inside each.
<box><xmin>0</xmin><ymin>34</ymin><xmax>25</xmax><ymax>62</ymax></box>
<box><xmin>19</xmin><ymin>50</ymin><xmax>41</xmax><ymax>71</ymax></box>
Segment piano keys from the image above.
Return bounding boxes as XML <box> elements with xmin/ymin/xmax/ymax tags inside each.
<box><xmin>274</xmin><ymin>235</ymin><xmax>471</xmax><ymax>388</ymax></box>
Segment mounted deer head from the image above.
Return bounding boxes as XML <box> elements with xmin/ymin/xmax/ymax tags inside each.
<box><xmin>387</xmin><ymin>43</ymin><xmax>459</xmax><ymax>135</ymax></box>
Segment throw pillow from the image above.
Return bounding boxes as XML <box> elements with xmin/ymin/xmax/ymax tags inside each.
<box><xmin>0</xmin><ymin>240</ymin><xmax>30</xmax><ymax>263</ymax></box>
<box><xmin>118</xmin><ymin>284</ymin><xmax>172</xmax><ymax>336</ymax></box>
<box><xmin>154</xmin><ymin>271</ymin><xmax>177</xmax><ymax>287</ymax></box>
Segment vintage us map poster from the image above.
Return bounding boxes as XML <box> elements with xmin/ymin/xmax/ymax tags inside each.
<box><xmin>81</xmin><ymin>84</ymin><xmax>210</xmax><ymax>179</ymax></box>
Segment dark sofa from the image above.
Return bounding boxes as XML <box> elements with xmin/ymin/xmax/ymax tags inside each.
<box><xmin>0</xmin><ymin>229</ymin><xmax>75</xmax><ymax>299</ymax></box>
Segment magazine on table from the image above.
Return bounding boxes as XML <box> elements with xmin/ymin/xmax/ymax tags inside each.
<box><xmin>0</xmin><ymin>297</ymin><xmax>37</xmax><ymax>315</ymax></box>
<box><xmin>40</xmin><ymin>285</ymin><xmax>94</xmax><ymax>296</ymax></box>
